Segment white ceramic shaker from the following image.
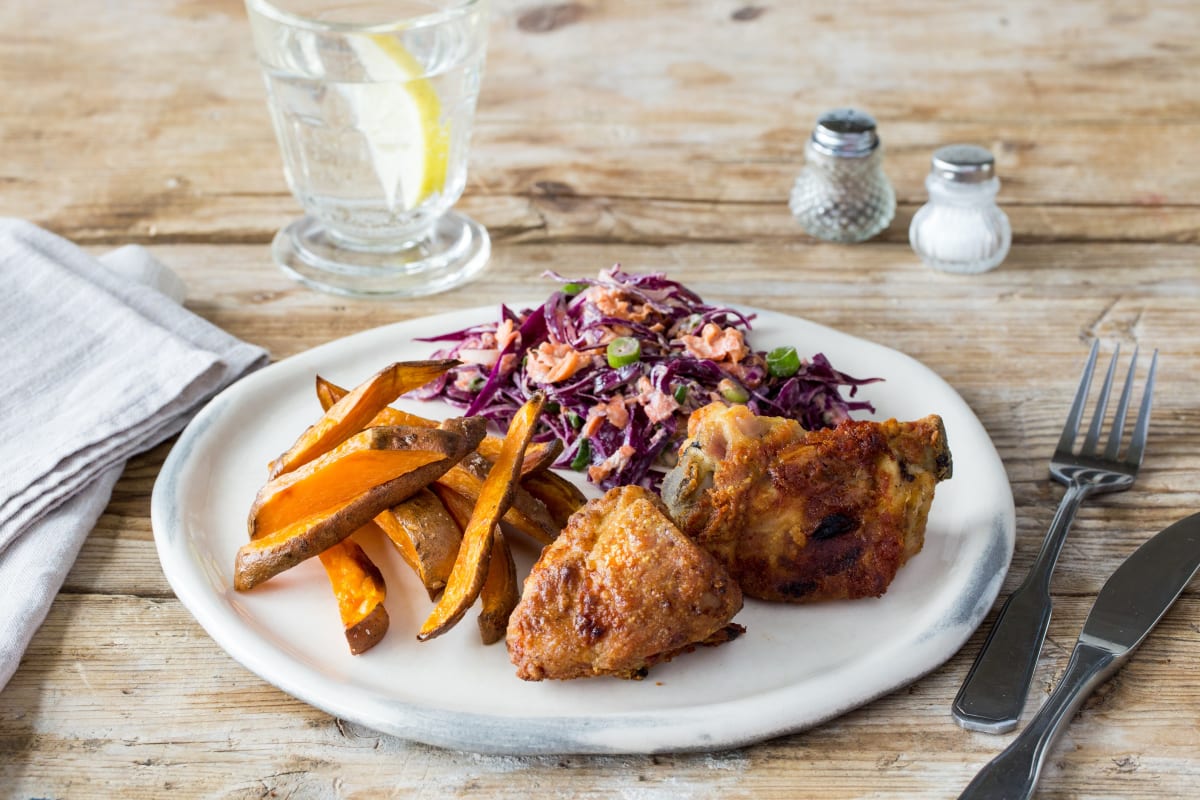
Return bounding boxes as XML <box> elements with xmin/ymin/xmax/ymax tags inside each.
<box><xmin>909</xmin><ymin>144</ymin><xmax>1011</xmax><ymax>273</ymax></box>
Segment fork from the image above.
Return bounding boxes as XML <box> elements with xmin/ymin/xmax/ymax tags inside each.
<box><xmin>952</xmin><ymin>340</ymin><xmax>1157</xmax><ymax>733</ymax></box>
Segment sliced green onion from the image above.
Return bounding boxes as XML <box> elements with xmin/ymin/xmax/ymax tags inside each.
<box><xmin>468</xmin><ymin>376</ymin><xmax>486</xmax><ymax>392</ymax></box>
<box><xmin>606</xmin><ymin>336</ymin><xmax>642</xmax><ymax>368</ymax></box>
<box><xmin>766</xmin><ymin>346</ymin><xmax>801</xmax><ymax>378</ymax></box>
<box><xmin>562</xmin><ymin>282</ymin><xmax>587</xmax><ymax>295</ymax></box>
<box><xmin>567</xmin><ymin>411</ymin><xmax>583</xmax><ymax>429</ymax></box>
<box><xmin>718</xmin><ymin>378</ymin><xmax>749</xmax><ymax>404</ymax></box>
<box><xmin>673</xmin><ymin>384</ymin><xmax>688</xmax><ymax>404</ymax></box>
<box><xmin>570</xmin><ymin>439</ymin><xmax>592</xmax><ymax>471</ymax></box>
<box><xmin>544</xmin><ymin>401</ymin><xmax>561</xmax><ymax>415</ymax></box>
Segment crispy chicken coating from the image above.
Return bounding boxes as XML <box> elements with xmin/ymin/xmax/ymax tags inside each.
<box><xmin>661</xmin><ymin>403</ymin><xmax>952</xmax><ymax>603</ymax></box>
<box><xmin>507</xmin><ymin>485</ymin><xmax>743</xmax><ymax>680</ymax></box>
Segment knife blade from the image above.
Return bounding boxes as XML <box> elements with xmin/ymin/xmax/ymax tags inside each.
<box><xmin>1078</xmin><ymin>511</ymin><xmax>1200</xmax><ymax>653</ymax></box>
<box><xmin>959</xmin><ymin>511</ymin><xmax>1200</xmax><ymax>800</ymax></box>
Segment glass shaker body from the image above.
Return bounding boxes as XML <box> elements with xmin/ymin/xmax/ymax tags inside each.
<box><xmin>789</xmin><ymin>109</ymin><xmax>895</xmax><ymax>244</ymax></box>
<box><xmin>909</xmin><ymin>147</ymin><xmax>1011</xmax><ymax>273</ymax></box>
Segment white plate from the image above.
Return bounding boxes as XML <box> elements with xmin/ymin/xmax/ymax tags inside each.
<box><xmin>151</xmin><ymin>304</ymin><xmax>1014</xmax><ymax>755</ymax></box>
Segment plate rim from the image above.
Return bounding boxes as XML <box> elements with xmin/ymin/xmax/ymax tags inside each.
<box><xmin>151</xmin><ymin>303</ymin><xmax>1015</xmax><ymax>754</ymax></box>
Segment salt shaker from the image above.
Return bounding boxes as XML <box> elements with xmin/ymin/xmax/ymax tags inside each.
<box><xmin>909</xmin><ymin>144</ymin><xmax>1011</xmax><ymax>273</ymax></box>
<box><xmin>789</xmin><ymin>108</ymin><xmax>895</xmax><ymax>243</ymax></box>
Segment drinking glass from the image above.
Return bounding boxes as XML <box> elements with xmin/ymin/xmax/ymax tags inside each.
<box><xmin>245</xmin><ymin>0</ymin><xmax>490</xmax><ymax>297</ymax></box>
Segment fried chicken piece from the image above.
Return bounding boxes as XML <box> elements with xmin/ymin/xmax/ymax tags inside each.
<box><xmin>661</xmin><ymin>403</ymin><xmax>952</xmax><ymax>603</ymax></box>
<box><xmin>507</xmin><ymin>485</ymin><xmax>743</xmax><ymax>681</ymax></box>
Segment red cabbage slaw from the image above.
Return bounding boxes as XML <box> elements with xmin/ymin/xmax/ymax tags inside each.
<box><xmin>412</xmin><ymin>266</ymin><xmax>880</xmax><ymax>490</ymax></box>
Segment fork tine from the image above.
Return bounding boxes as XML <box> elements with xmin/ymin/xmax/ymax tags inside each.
<box><xmin>1057</xmin><ymin>340</ymin><xmax>1099</xmax><ymax>455</ymax></box>
<box><xmin>1125</xmin><ymin>349</ymin><xmax>1158</xmax><ymax>468</ymax></box>
<box><xmin>1103</xmin><ymin>347</ymin><xmax>1138</xmax><ymax>460</ymax></box>
<box><xmin>1081</xmin><ymin>344</ymin><xmax>1120</xmax><ymax>456</ymax></box>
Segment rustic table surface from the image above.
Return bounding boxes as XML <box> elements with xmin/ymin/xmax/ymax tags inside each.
<box><xmin>3</xmin><ymin>0</ymin><xmax>1199</xmax><ymax>797</ymax></box>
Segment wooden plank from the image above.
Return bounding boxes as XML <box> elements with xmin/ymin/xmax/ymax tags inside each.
<box><xmin>482</xmin><ymin>0</ymin><xmax>1200</xmax><ymax>125</ymax></box>
<box><xmin>6</xmin><ymin>0</ymin><xmax>1197</xmax><ymax>128</ymax></box>
<box><xmin>8</xmin><ymin>125</ymin><xmax>1200</xmax><ymax>246</ymax></box>
<box><xmin>1</xmin><ymin>1</ymin><xmax>1198</xmax><ymax>244</ymax></box>
<box><xmin>21</xmin><ymin>195</ymin><xmax>1200</xmax><ymax>249</ymax></box>
<box><xmin>2</xmin><ymin>594</ymin><xmax>1197</xmax><ymax>798</ymax></box>
<box><xmin>488</xmin><ymin>198</ymin><xmax>1200</xmax><ymax>247</ymax></box>
<box><xmin>129</xmin><ymin>240</ymin><xmax>1200</xmax><ymax>356</ymax></box>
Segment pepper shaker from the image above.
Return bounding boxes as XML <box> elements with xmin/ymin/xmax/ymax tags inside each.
<box><xmin>789</xmin><ymin>108</ymin><xmax>896</xmax><ymax>243</ymax></box>
<box><xmin>909</xmin><ymin>144</ymin><xmax>1011</xmax><ymax>273</ymax></box>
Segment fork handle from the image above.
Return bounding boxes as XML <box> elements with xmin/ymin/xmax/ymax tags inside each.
<box><xmin>958</xmin><ymin>642</ymin><xmax>1117</xmax><ymax>800</ymax></box>
<box><xmin>952</xmin><ymin>482</ymin><xmax>1091</xmax><ymax>733</ymax></box>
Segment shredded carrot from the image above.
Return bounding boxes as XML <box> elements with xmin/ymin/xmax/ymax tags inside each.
<box><xmin>587</xmin><ymin>444</ymin><xmax>637</xmax><ymax>483</ymax></box>
<box><xmin>679</xmin><ymin>323</ymin><xmax>750</xmax><ymax>363</ymax></box>
<box><xmin>634</xmin><ymin>376</ymin><xmax>680</xmax><ymax>424</ymax></box>
<box><xmin>525</xmin><ymin>341</ymin><xmax>591</xmax><ymax>384</ymax></box>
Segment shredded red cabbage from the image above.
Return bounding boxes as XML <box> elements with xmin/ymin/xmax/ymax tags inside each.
<box><xmin>413</xmin><ymin>266</ymin><xmax>880</xmax><ymax>490</ymax></box>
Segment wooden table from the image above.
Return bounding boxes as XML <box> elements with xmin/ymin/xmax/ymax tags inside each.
<box><xmin>3</xmin><ymin>0</ymin><xmax>1199</xmax><ymax>796</ymax></box>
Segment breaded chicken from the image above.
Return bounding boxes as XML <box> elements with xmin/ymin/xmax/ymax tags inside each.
<box><xmin>661</xmin><ymin>403</ymin><xmax>951</xmax><ymax>603</ymax></box>
<box><xmin>507</xmin><ymin>485</ymin><xmax>743</xmax><ymax>681</ymax></box>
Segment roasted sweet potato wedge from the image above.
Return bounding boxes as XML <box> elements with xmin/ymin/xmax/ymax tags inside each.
<box><xmin>428</xmin><ymin>485</ymin><xmax>518</xmax><ymax>643</ymax></box>
<box><xmin>318</xmin><ymin>530</ymin><xmax>390</xmax><ymax>654</ymax></box>
<box><xmin>374</xmin><ymin>488</ymin><xmax>462</xmax><ymax>601</ymax></box>
<box><xmin>434</xmin><ymin>453</ymin><xmax>559</xmax><ymax>546</ymax></box>
<box><xmin>314</xmin><ymin>377</ymin><xmax>561</xmax><ymax>477</ymax></box>
<box><xmin>477</xmin><ymin>527</ymin><xmax>520</xmax><ymax>645</ymax></box>
<box><xmin>493</xmin><ymin>437</ymin><xmax>562</xmax><ymax>476</ymax></box>
<box><xmin>315</xmin><ymin>374</ymin><xmax>435</xmax><ymax>430</ymax></box>
<box><xmin>316</xmin><ymin>376</ymin><xmax>560</xmax><ymax>524</ymax></box>
<box><xmin>249</xmin><ymin>426</ymin><xmax>462</xmax><ymax>540</ymax></box>
<box><xmin>418</xmin><ymin>393</ymin><xmax>544</xmax><ymax>641</ymax></box>
<box><xmin>430</xmin><ymin>482</ymin><xmax>475</xmax><ymax>531</ymax></box>
<box><xmin>375</xmin><ymin>505</ymin><xmax>420</xmax><ymax>571</ymax></box>
<box><xmin>494</xmin><ymin>438</ymin><xmax>559</xmax><ymax>476</ymax></box>
<box><xmin>235</xmin><ymin>418</ymin><xmax>482</xmax><ymax>591</ymax></box>
<box><xmin>520</xmin><ymin>470</ymin><xmax>587</xmax><ymax>530</ymax></box>
<box><xmin>269</xmin><ymin>360</ymin><xmax>457</xmax><ymax>478</ymax></box>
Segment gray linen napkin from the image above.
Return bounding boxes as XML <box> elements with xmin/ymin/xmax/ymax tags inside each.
<box><xmin>0</xmin><ymin>219</ymin><xmax>269</xmax><ymax>690</ymax></box>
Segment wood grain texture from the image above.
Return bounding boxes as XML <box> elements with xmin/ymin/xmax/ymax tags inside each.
<box><xmin>3</xmin><ymin>1</ymin><xmax>1199</xmax><ymax>245</ymax></box>
<box><xmin>3</xmin><ymin>595</ymin><xmax>1199</xmax><ymax>798</ymax></box>
<box><xmin>2</xmin><ymin>0</ymin><xmax>1199</xmax><ymax>796</ymax></box>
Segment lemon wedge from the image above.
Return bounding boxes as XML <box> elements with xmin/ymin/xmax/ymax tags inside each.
<box><xmin>345</xmin><ymin>33</ymin><xmax>449</xmax><ymax>212</ymax></box>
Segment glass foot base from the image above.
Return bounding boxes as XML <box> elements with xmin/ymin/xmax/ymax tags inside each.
<box><xmin>272</xmin><ymin>211</ymin><xmax>490</xmax><ymax>299</ymax></box>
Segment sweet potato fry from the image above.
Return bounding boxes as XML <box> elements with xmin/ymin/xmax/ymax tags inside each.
<box><xmin>374</xmin><ymin>488</ymin><xmax>462</xmax><ymax>601</ymax></box>
<box><xmin>418</xmin><ymin>393</ymin><xmax>544</xmax><ymax>641</ymax></box>
<box><xmin>488</xmin><ymin>437</ymin><xmax>562</xmax><ymax>476</ymax></box>
<box><xmin>520</xmin><ymin>470</ymin><xmax>587</xmax><ymax>529</ymax></box>
<box><xmin>434</xmin><ymin>453</ymin><xmax>559</xmax><ymax>546</ymax></box>
<box><xmin>235</xmin><ymin>418</ymin><xmax>482</xmax><ymax>591</ymax></box>
<box><xmin>430</xmin><ymin>483</ymin><xmax>474</xmax><ymax>531</ymax></box>
<box><xmin>477</xmin><ymin>527</ymin><xmax>519</xmax><ymax>645</ymax></box>
<box><xmin>249</xmin><ymin>426</ymin><xmax>462</xmax><ymax>540</ymax></box>
<box><xmin>314</xmin><ymin>377</ymin><xmax>561</xmax><ymax>476</ymax></box>
<box><xmin>269</xmin><ymin>360</ymin><xmax>457</xmax><ymax>478</ymax></box>
<box><xmin>375</xmin><ymin>506</ymin><xmax>418</xmax><ymax>570</ymax></box>
<box><xmin>315</xmin><ymin>375</ymin><xmax>435</xmax><ymax>430</ymax></box>
<box><xmin>430</xmin><ymin>485</ymin><xmax>518</xmax><ymax>642</ymax></box>
<box><xmin>318</xmin><ymin>530</ymin><xmax>389</xmax><ymax>654</ymax></box>
<box><xmin>489</xmin><ymin>437</ymin><xmax>559</xmax><ymax>476</ymax></box>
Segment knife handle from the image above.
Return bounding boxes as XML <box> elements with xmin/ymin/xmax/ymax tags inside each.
<box><xmin>953</xmin><ymin>483</ymin><xmax>1090</xmax><ymax>733</ymax></box>
<box><xmin>958</xmin><ymin>642</ymin><xmax>1117</xmax><ymax>800</ymax></box>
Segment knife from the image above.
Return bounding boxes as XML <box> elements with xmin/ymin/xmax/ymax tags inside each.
<box><xmin>958</xmin><ymin>511</ymin><xmax>1200</xmax><ymax>800</ymax></box>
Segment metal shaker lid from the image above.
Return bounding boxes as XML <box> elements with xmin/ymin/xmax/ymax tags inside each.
<box><xmin>931</xmin><ymin>144</ymin><xmax>995</xmax><ymax>183</ymax></box>
<box><xmin>809</xmin><ymin>108</ymin><xmax>880</xmax><ymax>157</ymax></box>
